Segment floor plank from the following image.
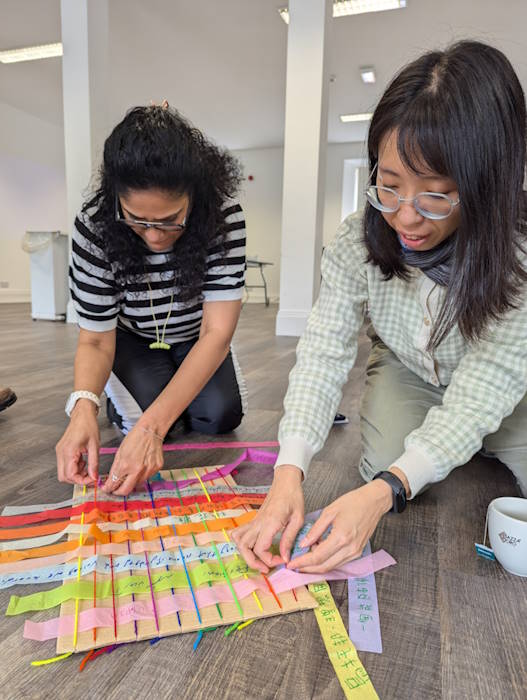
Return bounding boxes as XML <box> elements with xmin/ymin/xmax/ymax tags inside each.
<box><xmin>0</xmin><ymin>302</ymin><xmax>525</xmax><ymax>699</ymax></box>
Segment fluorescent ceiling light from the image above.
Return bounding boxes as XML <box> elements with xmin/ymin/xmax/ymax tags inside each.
<box><xmin>0</xmin><ymin>42</ymin><xmax>63</xmax><ymax>64</ymax></box>
<box><xmin>360</xmin><ymin>66</ymin><xmax>376</xmax><ymax>83</ymax></box>
<box><xmin>340</xmin><ymin>112</ymin><xmax>373</xmax><ymax>123</ymax></box>
<box><xmin>333</xmin><ymin>0</ymin><xmax>406</xmax><ymax>17</ymax></box>
<box><xmin>279</xmin><ymin>0</ymin><xmax>406</xmax><ymax>24</ymax></box>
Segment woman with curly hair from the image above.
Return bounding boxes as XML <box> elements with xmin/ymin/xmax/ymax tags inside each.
<box><xmin>56</xmin><ymin>105</ymin><xmax>246</xmax><ymax>495</ymax></box>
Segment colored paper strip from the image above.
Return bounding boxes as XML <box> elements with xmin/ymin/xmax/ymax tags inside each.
<box><xmin>7</xmin><ymin>560</ymin><xmax>257</xmax><ymax>615</ymax></box>
<box><xmin>347</xmin><ymin>542</ymin><xmax>382</xmax><ymax>654</ymax></box>
<box><xmin>309</xmin><ymin>581</ymin><xmax>379</xmax><ymax>699</ymax></box>
<box><xmin>9</xmin><ymin>549</ymin><xmax>396</xmax><ymax>616</ymax></box>
<box><xmin>24</xmin><ymin>583</ymin><xmax>269</xmax><ymax>641</ymax></box>
<box><xmin>0</xmin><ymin>532</ymin><xmax>234</xmax><ymax>573</ymax></box>
<box><xmin>0</xmin><ymin>530</ymin><xmax>236</xmax><ymax>564</ymax></box>
<box><xmin>98</xmin><ymin>441</ymin><xmax>279</xmax><ymax>455</ymax></box>
<box><xmin>1</xmin><ymin>485</ymin><xmax>270</xmax><ymax>518</ymax></box>
<box><xmin>0</xmin><ymin>543</ymin><xmax>238</xmax><ymax>588</ymax></box>
<box><xmin>0</xmin><ymin>489</ymin><xmax>268</xmax><ymax>527</ymax></box>
<box><xmin>0</xmin><ymin>510</ymin><xmax>256</xmax><ymax>552</ymax></box>
<box><xmin>23</xmin><ymin>549</ymin><xmax>397</xmax><ymax>642</ymax></box>
<box><xmin>270</xmin><ymin>550</ymin><xmax>396</xmax><ymax>591</ymax></box>
<box><xmin>0</xmin><ymin>508</ymin><xmax>248</xmax><ymax>548</ymax></box>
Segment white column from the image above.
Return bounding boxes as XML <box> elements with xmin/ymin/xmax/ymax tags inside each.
<box><xmin>275</xmin><ymin>0</ymin><xmax>332</xmax><ymax>337</ymax></box>
<box><xmin>61</xmin><ymin>0</ymin><xmax>109</xmax><ymax>321</ymax></box>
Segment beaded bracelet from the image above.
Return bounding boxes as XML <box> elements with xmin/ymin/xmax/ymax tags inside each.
<box><xmin>137</xmin><ymin>426</ymin><xmax>164</xmax><ymax>441</ymax></box>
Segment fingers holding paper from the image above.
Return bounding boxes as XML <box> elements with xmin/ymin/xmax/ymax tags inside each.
<box><xmin>232</xmin><ymin>464</ymin><xmax>305</xmax><ymax>573</ymax></box>
<box><xmin>56</xmin><ymin>404</ymin><xmax>100</xmax><ymax>486</ymax></box>
<box><xmin>103</xmin><ymin>424</ymin><xmax>165</xmax><ymax>496</ymax></box>
<box><xmin>288</xmin><ymin>481</ymin><xmax>392</xmax><ymax>574</ymax></box>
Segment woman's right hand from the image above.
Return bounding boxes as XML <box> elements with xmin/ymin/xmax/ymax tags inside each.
<box><xmin>56</xmin><ymin>400</ymin><xmax>100</xmax><ymax>486</ymax></box>
<box><xmin>232</xmin><ymin>465</ymin><xmax>305</xmax><ymax>573</ymax></box>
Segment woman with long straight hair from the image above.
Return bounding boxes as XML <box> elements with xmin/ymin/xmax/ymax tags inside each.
<box><xmin>56</xmin><ymin>104</ymin><xmax>247</xmax><ymax>495</ymax></box>
<box><xmin>233</xmin><ymin>40</ymin><xmax>527</xmax><ymax>574</ymax></box>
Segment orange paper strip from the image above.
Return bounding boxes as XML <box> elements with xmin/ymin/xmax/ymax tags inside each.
<box><xmin>0</xmin><ymin>511</ymin><xmax>256</xmax><ymax>562</ymax></box>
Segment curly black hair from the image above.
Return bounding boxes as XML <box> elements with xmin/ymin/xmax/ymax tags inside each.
<box><xmin>83</xmin><ymin>105</ymin><xmax>242</xmax><ymax>300</ymax></box>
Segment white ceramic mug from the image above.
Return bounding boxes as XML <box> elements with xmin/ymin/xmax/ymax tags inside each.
<box><xmin>487</xmin><ymin>497</ymin><xmax>527</xmax><ymax>577</ymax></box>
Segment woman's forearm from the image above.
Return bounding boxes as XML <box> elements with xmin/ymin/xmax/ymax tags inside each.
<box><xmin>72</xmin><ymin>330</ymin><xmax>116</xmax><ymax>409</ymax></box>
<box><xmin>140</xmin><ymin>330</ymin><xmax>231</xmax><ymax>435</ymax></box>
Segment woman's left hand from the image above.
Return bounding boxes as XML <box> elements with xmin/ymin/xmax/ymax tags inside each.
<box><xmin>288</xmin><ymin>479</ymin><xmax>393</xmax><ymax>574</ymax></box>
<box><xmin>102</xmin><ymin>425</ymin><xmax>164</xmax><ymax>496</ymax></box>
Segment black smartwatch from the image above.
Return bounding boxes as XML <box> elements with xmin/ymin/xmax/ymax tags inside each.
<box><xmin>372</xmin><ymin>471</ymin><xmax>407</xmax><ymax>513</ymax></box>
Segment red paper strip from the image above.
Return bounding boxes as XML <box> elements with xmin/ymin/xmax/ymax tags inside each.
<box><xmin>0</xmin><ymin>493</ymin><xmax>266</xmax><ymax>528</ymax></box>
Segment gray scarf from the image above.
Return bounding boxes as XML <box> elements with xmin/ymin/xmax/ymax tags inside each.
<box><xmin>399</xmin><ymin>234</ymin><xmax>455</xmax><ymax>286</ymax></box>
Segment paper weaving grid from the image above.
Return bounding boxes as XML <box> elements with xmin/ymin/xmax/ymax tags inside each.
<box><xmin>56</xmin><ymin>466</ymin><xmax>316</xmax><ymax>653</ymax></box>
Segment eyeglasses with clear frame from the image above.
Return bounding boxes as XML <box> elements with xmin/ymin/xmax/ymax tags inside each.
<box><xmin>115</xmin><ymin>195</ymin><xmax>187</xmax><ymax>232</ymax></box>
<box><xmin>365</xmin><ymin>163</ymin><xmax>460</xmax><ymax>221</ymax></box>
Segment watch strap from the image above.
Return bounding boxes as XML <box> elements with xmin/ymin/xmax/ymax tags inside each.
<box><xmin>372</xmin><ymin>470</ymin><xmax>407</xmax><ymax>513</ymax></box>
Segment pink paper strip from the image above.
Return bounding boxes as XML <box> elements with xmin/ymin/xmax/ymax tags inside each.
<box><xmin>99</xmin><ymin>441</ymin><xmax>279</xmax><ymax>455</ymax></box>
<box><xmin>96</xmin><ymin>448</ymin><xmax>277</xmax><ymax>492</ymax></box>
<box><xmin>269</xmin><ymin>550</ymin><xmax>397</xmax><ymax>593</ymax></box>
<box><xmin>148</xmin><ymin>448</ymin><xmax>277</xmax><ymax>491</ymax></box>
<box><xmin>23</xmin><ymin>550</ymin><xmax>396</xmax><ymax>642</ymax></box>
<box><xmin>24</xmin><ymin>581</ymin><xmax>269</xmax><ymax>641</ymax></box>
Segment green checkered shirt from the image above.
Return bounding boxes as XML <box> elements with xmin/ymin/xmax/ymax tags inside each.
<box><xmin>277</xmin><ymin>213</ymin><xmax>527</xmax><ymax>497</ymax></box>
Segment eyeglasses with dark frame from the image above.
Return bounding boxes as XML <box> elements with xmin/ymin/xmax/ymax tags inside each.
<box><xmin>115</xmin><ymin>195</ymin><xmax>187</xmax><ymax>232</ymax></box>
<box><xmin>365</xmin><ymin>163</ymin><xmax>460</xmax><ymax>221</ymax></box>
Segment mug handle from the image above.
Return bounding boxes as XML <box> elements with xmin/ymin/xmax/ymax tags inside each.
<box><xmin>483</xmin><ymin>507</ymin><xmax>490</xmax><ymax>547</ymax></box>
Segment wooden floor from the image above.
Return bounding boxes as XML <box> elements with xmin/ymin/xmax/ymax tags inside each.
<box><xmin>0</xmin><ymin>302</ymin><xmax>526</xmax><ymax>700</ymax></box>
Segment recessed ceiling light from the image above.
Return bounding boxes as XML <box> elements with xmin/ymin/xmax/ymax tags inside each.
<box><xmin>279</xmin><ymin>0</ymin><xmax>406</xmax><ymax>24</ymax></box>
<box><xmin>0</xmin><ymin>42</ymin><xmax>63</xmax><ymax>64</ymax></box>
<box><xmin>340</xmin><ymin>113</ymin><xmax>373</xmax><ymax>123</ymax></box>
<box><xmin>360</xmin><ymin>66</ymin><xmax>376</xmax><ymax>84</ymax></box>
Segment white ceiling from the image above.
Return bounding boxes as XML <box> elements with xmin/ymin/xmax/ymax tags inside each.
<box><xmin>1</xmin><ymin>0</ymin><xmax>527</xmax><ymax>150</ymax></box>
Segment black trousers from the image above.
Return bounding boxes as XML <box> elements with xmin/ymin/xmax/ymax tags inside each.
<box><xmin>105</xmin><ymin>328</ymin><xmax>244</xmax><ymax>435</ymax></box>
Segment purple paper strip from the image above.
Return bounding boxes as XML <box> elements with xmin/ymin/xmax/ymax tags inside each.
<box><xmin>347</xmin><ymin>541</ymin><xmax>383</xmax><ymax>654</ymax></box>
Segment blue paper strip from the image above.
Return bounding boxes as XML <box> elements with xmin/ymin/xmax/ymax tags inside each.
<box><xmin>0</xmin><ymin>542</ymin><xmax>237</xmax><ymax>589</ymax></box>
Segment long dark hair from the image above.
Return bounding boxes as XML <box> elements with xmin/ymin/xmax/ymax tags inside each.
<box><xmin>364</xmin><ymin>40</ymin><xmax>527</xmax><ymax>348</ymax></box>
<box><xmin>83</xmin><ymin>105</ymin><xmax>242</xmax><ymax>300</ymax></box>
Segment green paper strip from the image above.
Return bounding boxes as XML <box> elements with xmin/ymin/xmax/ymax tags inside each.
<box><xmin>7</xmin><ymin>560</ymin><xmax>253</xmax><ymax>616</ymax></box>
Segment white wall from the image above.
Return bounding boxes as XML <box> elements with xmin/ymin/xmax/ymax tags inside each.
<box><xmin>234</xmin><ymin>147</ymin><xmax>284</xmax><ymax>304</ymax></box>
<box><xmin>323</xmin><ymin>142</ymin><xmax>366</xmax><ymax>246</ymax></box>
<box><xmin>0</xmin><ymin>102</ymin><xmax>67</xmax><ymax>302</ymax></box>
<box><xmin>234</xmin><ymin>140</ymin><xmax>366</xmax><ymax>302</ymax></box>
<box><xmin>0</xmin><ymin>96</ymin><xmax>366</xmax><ymax>308</ymax></box>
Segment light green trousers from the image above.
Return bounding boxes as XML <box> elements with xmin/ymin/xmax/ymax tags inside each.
<box><xmin>359</xmin><ymin>337</ymin><xmax>527</xmax><ymax>496</ymax></box>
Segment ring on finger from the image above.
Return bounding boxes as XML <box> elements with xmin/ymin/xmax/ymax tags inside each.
<box><xmin>111</xmin><ymin>473</ymin><xmax>124</xmax><ymax>483</ymax></box>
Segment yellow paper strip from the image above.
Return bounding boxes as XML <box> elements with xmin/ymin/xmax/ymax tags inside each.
<box><xmin>308</xmin><ymin>581</ymin><xmax>379</xmax><ymax>700</ymax></box>
<box><xmin>30</xmin><ymin>485</ymin><xmax>88</xmax><ymax>666</ymax></box>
